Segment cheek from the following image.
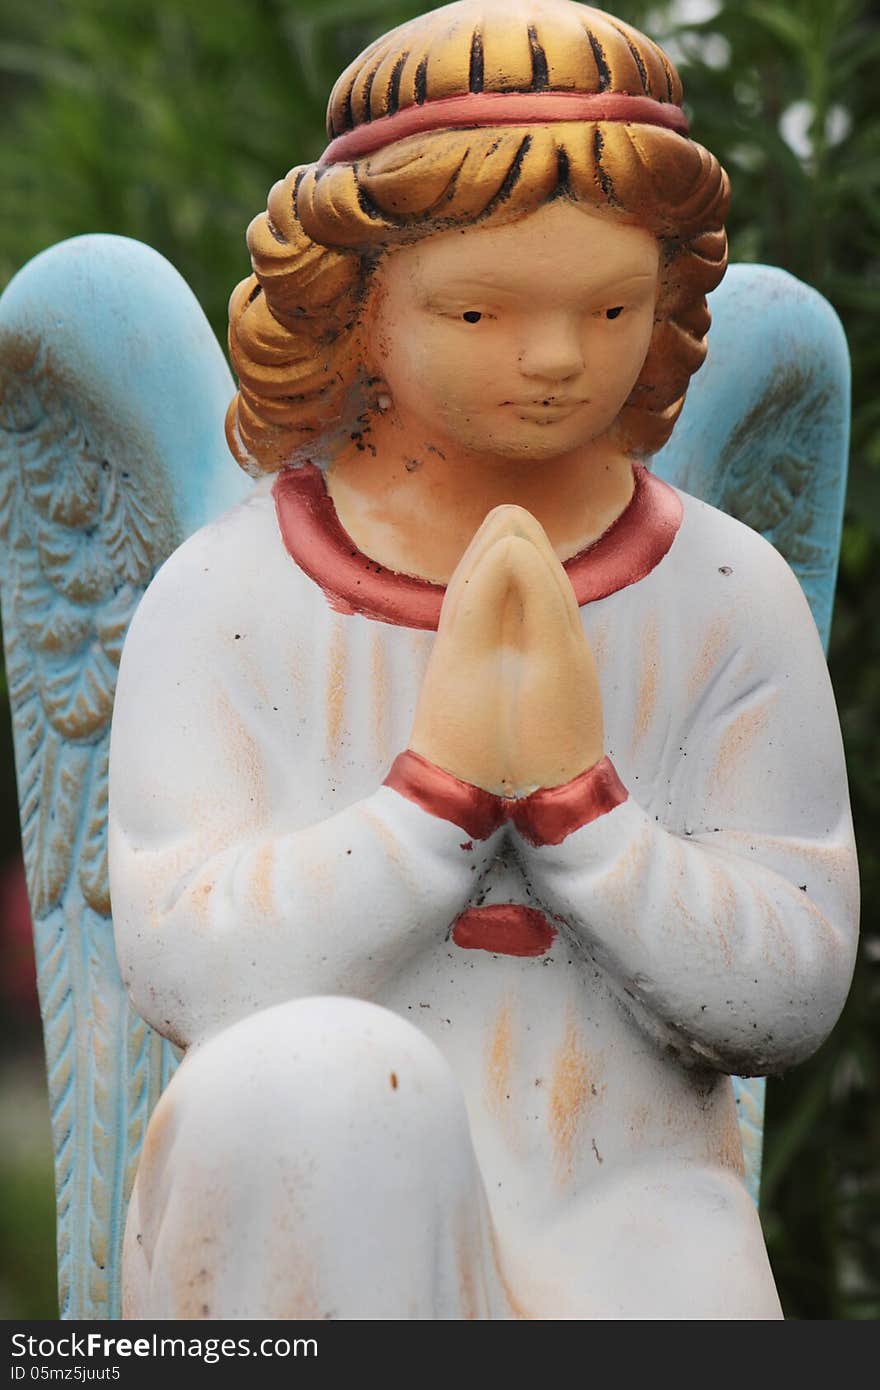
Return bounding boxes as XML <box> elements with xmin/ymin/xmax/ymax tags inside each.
<box><xmin>600</xmin><ymin>325</ymin><xmax>654</xmax><ymax>396</ymax></box>
<box><xmin>408</xmin><ymin>331</ymin><xmax>497</xmax><ymax>405</ymax></box>
<box><xmin>630</xmin><ymin>313</ymin><xmax>657</xmax><ymax>371</ymax></box>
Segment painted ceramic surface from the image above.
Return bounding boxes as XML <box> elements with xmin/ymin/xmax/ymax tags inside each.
<box><xmin>110</xmin><ymin>449</ymin><xmax>854</xmax><ymax>1319</ymax></box>
<box><xmin>0</xmin><ymin>0</ymin><xmax>857</xmax><ymax>1320</ymax></box>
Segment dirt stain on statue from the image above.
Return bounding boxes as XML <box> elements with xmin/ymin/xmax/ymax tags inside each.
<box><xmin>687</xmin><ymin>616</ymin><xmax>732</xmax><ymax>704</ymax></box>
<box><xmin>325</xmin><ymin>616</ymin><xmax>348</xmax><ymax>757</ymax></box>
<box><xmin>548</xmin><ymin>1006</ymin><xmax>594</xmax><ymax>1186</ymax></box>
<box><xmin>632</xmin><ymin>615</ymin><xmax>658</xmax><ymax>750</ymax></box>
<box><xmin>710</xmin><ymin>689</ymin><xmax>775</xmax><ymax>795</ymax></box>
<box><xmin>249</xmin><ymin>842</ymin><xmax>278</xmax><ymax>924</ymax></box>
<box><xmin>214</xmin><ymin>690</ymin><xmax>269</xmax><ymax>828</ymax></box>
<box><xmin>485</xmin><ymin>996</ymin><xmax>514</xmax><ymax>1115</ymax></box>
<box><xmin>369</xmin><ymin>627</ymin><xmax>392</xmax><ymax>766</ymax></box>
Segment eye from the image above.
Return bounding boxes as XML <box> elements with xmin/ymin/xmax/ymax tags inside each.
<box><xmin>462</xmin><ymin>310</ymin><xmax>483</xmax><ymax>324</ymax></box>
<box><xmin>605</xmin><ymin>306</ymin><xmax>624</xmax><ymax>320</ymax></box>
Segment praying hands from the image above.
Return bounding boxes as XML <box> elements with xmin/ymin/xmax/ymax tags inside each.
<box><xmin>411</xmin><ymin>504</ymin><xmax>604</xmax><ymax>798</ymax></box>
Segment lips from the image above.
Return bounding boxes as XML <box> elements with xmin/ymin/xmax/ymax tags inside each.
<box><xmin>502</xmin><ymin>398</ymin><xmax>586</xmax><ymax>407</ymax></box>
<box><xmin>505</xmin><ymin>399</ymin><xmax>587</xmax><ymax>422</ymax></box>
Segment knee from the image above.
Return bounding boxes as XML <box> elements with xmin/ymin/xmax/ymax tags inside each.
<box><xmin>159</xmin><ymin>996</ymin><xmax>467</xmax><ymax>1165</ymax></box>
<box><xmin>130</xmin><ymin>1000</ymin><xmax>490</xmax><ymax>1319</ymax></box>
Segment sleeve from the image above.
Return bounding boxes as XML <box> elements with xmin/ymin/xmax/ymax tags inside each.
<box><xmin>108</xmin><ymin>548</ymin><xmax>502</xmax><ymax>1050</ymax></box>
<box><xmin>511</xmin><ymin>546</ymin><xmax>859</xmax><ymax>1076</ymax></box>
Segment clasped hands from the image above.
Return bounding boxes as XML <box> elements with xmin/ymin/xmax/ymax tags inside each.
<box><xmin>410</xmin><ymin>505</ymin><xmax>604</xmax><ymax>799</ymax></box>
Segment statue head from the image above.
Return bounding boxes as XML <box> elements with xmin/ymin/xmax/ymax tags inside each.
<box><xmin>226</xmin><ymin>0</ymin><xmax>729</xmax><ymax>476</ymax></box>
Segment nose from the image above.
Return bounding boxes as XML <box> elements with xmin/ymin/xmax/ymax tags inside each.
<box><xmin>517</xmin><ymin>313</ymin><xmax>584</xmax><ymax>383</ymax></box>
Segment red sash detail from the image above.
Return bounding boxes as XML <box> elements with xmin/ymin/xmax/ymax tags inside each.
<box><xmin>451</xmin><ymin>904</ymin><xmax>557</xmax><ymax>958</ymax></box>
<box><xmin>384</xmin><ymin>749</ymin><xmax>507</xmax><ymax>841</ymax></box>
<box><xmin>385</xmin><ymin>750</ymin><xmax>627</xmax><ymax>845</ymax></box>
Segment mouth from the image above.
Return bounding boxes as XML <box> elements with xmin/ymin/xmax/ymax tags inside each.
<box><xmin>502</xmin><ymin>398</ymin><xmax>587</xmax><ymax>407</ymax></box>
<box><xmin>503</xmin><ymin>398</ymin><xmax>587</xmax><ymax>422</ymax></box>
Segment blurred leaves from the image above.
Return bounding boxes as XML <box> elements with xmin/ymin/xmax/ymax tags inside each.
<box><xmin>0</xmin><ymin>0</ymin><xmax>877</xmax><ymax>1319</ymax></box>
<box><xmin>0</xmin><ymin>0</ymin><xmax>428</xmax><ymax>329</ymax></box>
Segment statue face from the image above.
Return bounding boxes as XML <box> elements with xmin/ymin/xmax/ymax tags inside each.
<box><xmin>366</xmin><ymin>199</ymin><xmax>660</xmax><ymax>464</ymax></box>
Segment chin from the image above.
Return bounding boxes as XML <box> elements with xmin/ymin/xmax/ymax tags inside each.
<box><xmin>489</xmin><ymin>431</ymin><xmax>594</xmax><ymax>462</ymax></box>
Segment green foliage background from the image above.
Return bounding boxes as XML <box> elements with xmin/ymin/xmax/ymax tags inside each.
<box><xmin>0</xmin><ymin>0</ymin><xmax>877</xmax><ymax>1318</ymax></box>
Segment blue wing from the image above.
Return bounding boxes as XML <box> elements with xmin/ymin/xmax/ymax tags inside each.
<box><xmin>655</xmin><ymin>263</ymin><xmax>851</xmax><ymax>1202</ymax></box>
<box><xmin>0</xmin><ymin>235</ymin><xmax>250</xmax><ymax>1318</ymax></box>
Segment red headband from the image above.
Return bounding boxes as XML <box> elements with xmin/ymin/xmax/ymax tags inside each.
<box><xmin>321</xmin><ymin>90</ymin><xmax>689</xmax><ymax>165</ymax></box>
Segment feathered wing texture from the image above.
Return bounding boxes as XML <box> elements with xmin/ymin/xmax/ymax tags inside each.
<box><xmin>654</xmin><ymin>263</ymin><xmax>851</xmax><ymax>1202</ymax></box>
<box><xmin>0</xmin><ymin>235</ymin><xmax>250</xmax><ymax>1318</ymax></box>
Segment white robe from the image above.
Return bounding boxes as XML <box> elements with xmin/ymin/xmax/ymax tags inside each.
<box><xmin>108</xmin><ymin>468</ymin><xmax>858</xmax><ymax>1319</ymax></box>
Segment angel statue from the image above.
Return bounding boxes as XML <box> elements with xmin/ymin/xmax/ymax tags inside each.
<box><xmin>0</xmin><ymin>0</ymin><xmax>858</xmax><ymax>1320</ymax></box>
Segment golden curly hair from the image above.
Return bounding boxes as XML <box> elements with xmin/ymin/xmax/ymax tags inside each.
<box><xmin>227</xmin><ymin>0</ymin><xmax>729</xmax><ymax>475</ymax></box>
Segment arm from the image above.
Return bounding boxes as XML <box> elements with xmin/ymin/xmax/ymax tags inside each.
<box><xmin>108</xmin><ymin>530</ymin><xmax>502</xmax><ymax>1050</ymax></box>
<box><xmin>512</xmin><ymin>536</ymin><xmax>859</xmax><ymax>1074</ymax></box>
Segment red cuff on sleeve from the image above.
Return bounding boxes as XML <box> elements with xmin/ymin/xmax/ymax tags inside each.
<box><xmin>384</xmin><ymin>751</ymin><xmax>628</xmax><ymax>846</ymax></box>
<box><xmin>383</xmin><ymin>750</ymin><xmax>507</xmax><ymax>840</ymax></box>
<box><xmin>512</xmin><ymin>756</ymin><xmax>628</xmax><ymax>846</ymax></box>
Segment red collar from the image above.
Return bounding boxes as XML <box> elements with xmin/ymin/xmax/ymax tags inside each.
<box><xmin>273</xmin><ymin>462</ymin><xmax>682</xmax><ymax>630</ymax></box>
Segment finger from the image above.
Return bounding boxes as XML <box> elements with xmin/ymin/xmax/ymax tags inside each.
<box><xmin>505</xmin><ymin>535</ymin><xmax>586</xmax><ymax>659</ymax></box>
<box><xmin>442</xmin><ymin>501</ymin><xmax>576</xmax><ymax>631</ymax></box>
<box><xmin>442</xmin><ymin>504</ymin><xmax>529</xmax><ymax>628</ymax></box>
<box><xmin>436</xmin><ymin>532</ymin><xmax>518</xmax><ymax>661</ymax></box>
<box><xmin>443</xmin><ymin>505</ymin><xmax>583</xmax><ymax>644</ymax></box>
<box><xmin>498</xmin><ymin>509</ymin><xmax>583</xmax><ymax>638</ymax></box>
<box><xmin>442</xmin><ymin>505</ymin><xmax>544</xmax><ymax>636</ymax></box>
<box><xmin>501</xmin><ymin>539</ymin><xmax>603</xmax><ymax>791</ymax></box>
<box><xmin>468</xmin><ymin>504</ymin><xmax>582</xmax><ymax>638</ymax></box>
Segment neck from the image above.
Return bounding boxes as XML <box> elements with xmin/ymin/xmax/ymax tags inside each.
<box><xmin>324</xmin><ymin>412</ymin><xmax>637</xmax><ymax>585</ymax></box>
